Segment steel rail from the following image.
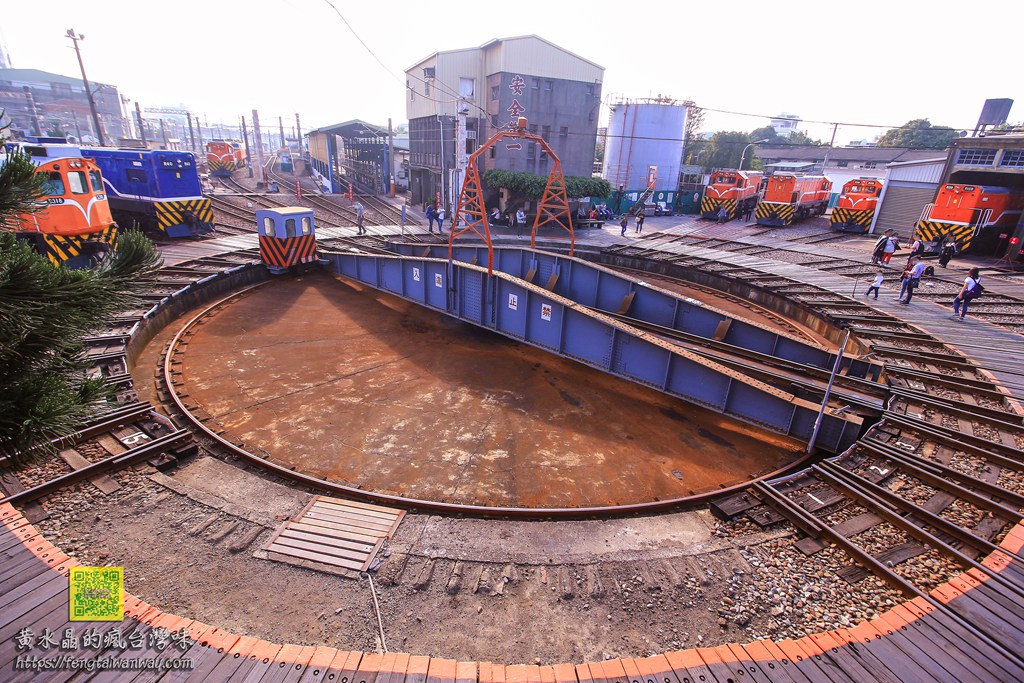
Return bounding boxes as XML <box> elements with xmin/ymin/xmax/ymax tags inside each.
<box><xmin>0</xmin><ymin>429</ymin><xmax>190</xmax><ymax>506</ymax></box>
<box><xmin>751</xmin><ymin>478</ymin><xmax>1024</xmax><ymax>676</ymax></box>
<box><xmin>889</xmin><ymin>386</ymin><xmax>1022</xmax><ymax>425</ymax></box>
<box><xmin>882</xmin><ymin>411</ymin><xmax>1024</xmax><ymax>467</ymax></box>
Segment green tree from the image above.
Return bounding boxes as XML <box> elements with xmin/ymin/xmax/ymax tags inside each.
<box><xmin>0</xmin><ymin>132</ymin><xmax>161</xmax><ymax>469</ymax></box>
<box><xmin>482</xmin><ymin>169</ymin><xmax>610</xmax><ymax>208</ymax></box>
<box><xmin>876</xmin><ymin>119</ymin><xmax>958</xmax><ymax>149</ymax></box>
<box><xmin>703</xmin><ymin>131</ymin><xmax>752</xmax><ymax>170</ymax></box>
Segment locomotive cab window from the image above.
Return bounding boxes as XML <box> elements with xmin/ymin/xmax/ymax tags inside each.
<box><xmin>301</xmin><ymin>217</ymin><xmax>311</xmax><ymax>234</ymax></box>
<box><xmin>89</xmin><ymin>171</ymin><xmax>103</xmax><ymax>192</ymax></box>
<box><xmin>262</xmin><ymin>217</ymin><xmax>275</xmax><ymax>235</ymax></box>
<box><xmin>126</xmin><ymin>168</ymin><xmax>147</xmax><ymax>183</ymax></box>
<box><xmin>285</xmin><ymin>218</ymin><xmax>296</xmax><ymax>238</ymax></box>
<box><xmin>43</xmin><ymin>172</ymin><xmax>65</xmax><ymax>195</ymax></box>
<box><xmin>68</xmin><ymin>171</ymin><xmax>88</xmax><ymax>195</ymax></box>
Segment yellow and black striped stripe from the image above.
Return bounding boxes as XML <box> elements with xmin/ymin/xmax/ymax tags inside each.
<box><xmin>155</xmin><ymin>199</ymin><xmax>214</xmax><ymax>234</ymax></box>
<box><xmin>700</xmin><ymin>197</ymin><xmax>738</xmax><ymax>219</ymax></box>
<box><xmin>259</xmin><ymin>233</ymin><xmax>317</xmax><ymax>269</ymax></box>
<box><xmin>38</xmin><ymin>225</ymin><xmax>118</xmax><ymax>267</ymax></box>
<box><xmin>916</xmin><ymin>221</ymin><xmax>975</xmax><ymax>252</ymax></box>
<box><xmin>755</xmin><ymin>202</ymin><xmax>796</xmax><ymax>226</ymax></box>
<box><xmin>830</xmin><ymin>208</ymin><xmax>874</xmax><ymax>232</ymax></box>
<box><xmin>208</xmin><ymin>159</ymin><xmax>235</xmax><ymax>176</ymax></box>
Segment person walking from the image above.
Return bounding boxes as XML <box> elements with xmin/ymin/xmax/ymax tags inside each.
<box><xmin>881</xmin><ymin>233</ymin><xmax>899</xmax><ymax>266</ymax></box>
<box><xmin>436</xmin><ymin>207</ymin><xmax>446</xmax><ymax>233</ymax></box>
<box><xmin>635</xmin><ymin>212</ymin><xmax>645</xmax><ymax>234</ymax></box>
<box><xmin>355</xmin><ymin>202</ymin><xmax>366</xmax><ymax>235</ymax></box>
<box><xmin>516</xmin><ymin>208</ymin><xmax>526</xmax><ymax>237</ymax></box>
<box><xmin>865</xmin><ymin>270</ymin><xmax>884</xmax><ymax>299</ymax></box>
<box><xmin>426</xmin><ymin>205</ymin><xmax>436</xmax><ymax>233</ymax></box>
<box><xmin>938</xmin><ymin>239</ymin><xmax>957</xmax><ymax>268</ymax></box>
<box><xmin>952</xmin><ymin>267</ymin><xmax>982</xmax><ymax>321</ymax></box>
<box><xmin>871</xmin><ymin>229</ymin><xmax>892</xmax><ymax>265</ymax></box>
<box><xmin>620</xmin><ymin>214</ymin><xmax>628</xmax><ymax>237</ymax></box>
<box><xmin>716</xmin><ymin>206</ymin><xmax>728</xmax><ymax>224</ymax></box>
<box><xmin>898</xmin><ymin>257</ymin><xmax>926</xmax><ymax>304</ymax></box>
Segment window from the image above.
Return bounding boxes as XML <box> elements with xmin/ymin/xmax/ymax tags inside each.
<box><xmin>560</xmin><ymin>126</ymin><xmax>568</xmax><ymax>137</ymax></box>
<box><xmin>531</xmin><ymin>78</ymin><xmax>539</xmax><ymax>89</ymax></box>
<box><xmin>50</xmin><ymin>82</ymin><xmax>72</xmax><ymax>97</ymax></box>
<box><xmin>1000</xmin><ymin>150</ymin><xmax>1024</xmax><ymax>167</ymax></box>
<box><xmin>542</xmin><ymin>125</ymin><xmax>550</xmax><ymax>141</ymax></box>
<box><xmin>126</xmin><ymin>168</ymin><xmax>147</xmax><ymax>183</ymax></box>
<box><xmin>587</xmin><ymin>85</ymin><xmax>595</xmax><ymax>96</ymax></box>
<box><xmin>301</xmin><ymin>217</ymin><xmax>311</xmax><ymax>234</ymax></box>
<box><xmin>89</xmin><ymin>170</ymin><xmax>103</xmax><ymax>192</ymax></box>
<box><xmin>491</xmin><ymin>114</ymin><xmax>500</xmax><ymax>127</ymax></box>
<box><xmin>423</xmin><ymin>67</ymin><xmax>435</xmax><ymax>79</ymax></box>
<box><xmin>43</xmin><ymin>172</ymin><xmax>65</xmax><ymax>195</ymax></box>
<box><xmin>285</xmin><ymin>218</ymin><xmax>296</xmax><ymax>238</ymax></box>
<box><xmin>262</xmin><ymin>217</ymin><xmax>274</xmax><ymax>235</ymax></box>
<box><xmin>863</xmin><ymin>162</ymin><xmax>877</xmax><ymax>169</ymax></box>
<box><xmin>544</xmin><ymin>80</ymin><xmax>552</xmax><ymax>91</ymax></box>
<box><xmin>956</xmin><ymin>148</ymin><xmax>997</xmax><ymax>166</ymax></box>
<box><xmin>491</xmin><ymin>85</ymin><xmax>499</xmax><ymax>101</ymax></box>
<box><xmin>836</xmin><ymin>160</ymin><xmax>849</xmax><ymax>168</ymax></box>
<box><xmin>489</xmin><ymin>147</ymin><xmax>496</xmax><ymax>159</ymax></box>
<box><xmin>459</xmin><ymin>78</ymin><xmax>475</xmax><ymax>99</ymax></box>
<box><xmin>424</xmin><ymin>81</ymin><xmax>430</xmax><ymax>96</ymax></box>
<box><xmin>408</xmin><ymin>80</ymin><xmax>414</xmax><ymax>101</ymax></box>
<box><xmin>68</xmin><ymin>171</ymin><xmax>88</xmax><ymax>194</ymax></box>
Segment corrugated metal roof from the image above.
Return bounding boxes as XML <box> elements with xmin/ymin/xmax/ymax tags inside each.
<box><xmin>0</xmin><ymin>67</ymin><xmax>114</xmax><ymax>89</ymax></box>
<box><xmin>756</xmin><ymin>146</ymin><xmax>944</xmax><ymax>163</ymax></box>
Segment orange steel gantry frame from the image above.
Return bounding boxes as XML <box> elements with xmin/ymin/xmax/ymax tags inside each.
<box><xmin>450</xmin><ymin>117</ymin><xmax>574</xmax><ymax>274</ymax></box>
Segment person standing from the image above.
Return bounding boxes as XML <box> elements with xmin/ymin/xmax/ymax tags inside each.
<box><xmin>355</xmin><ymin>202</ymin><xmax>365</xmax><ymax>235</ymax></box>
<box><xmin>635</xmin><ymin>212</ymin><xmax>645</xmax><ymax>234</ymax></box>
<box><xmin>436</xmin><ymin>207</ymin><xmax>446</xmax><ymax>233</ymax></box>
<box><xmin>426</xmin><ymin>205</ymin><xmax>436</xmax><ymax>232</ymax></box>
<box><xmin>865</xmin><ymin>271</ymin><xmax>884</xmax><ymax>299</ymax></box>
<box><xmin>620</xmin><ymin>214</ymin><xmax>628</xmax><ymax>237</ymax></box>
<box><xmin>516</xmin><ymin>208</ymin><xmax>526</xmax><ymax>237</ymax></box>
<box><xmin>898</xmin><ymin>257</ymin><xmax>926</xmax><ymax>304</ymax></box>
<box><xmin>717</xmin><ymin>206</ymin><xmax>728</xmax><ymax>224</ymax></box>
<box><xmin>952</xmin><ymin>267</ymin><xmax>982</xmax><ymax>321</ymax></box>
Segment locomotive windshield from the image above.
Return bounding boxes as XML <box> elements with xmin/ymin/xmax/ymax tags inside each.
<box><xmin>68</xmin><ymin>171</ymin><xmax>88</xmax><ymax>195</ymax></box>
<box><xmin>89</xmin><ymin>170</ymin><xmax>103</xmax><ymax>192</ymax></box>
<box><xmin>43</xmin><ymin>172</ymin><xmax>65</xmax><ymax>195</ymax></box>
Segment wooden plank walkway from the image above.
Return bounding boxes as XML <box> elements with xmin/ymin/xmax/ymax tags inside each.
<box><xmin>3</xmin><ymin>499</ymin><xmax>1024</xmax><ymax>681</ymax></box>
<box><xmin>260</xmin><ymin>496</ymin><xmax>405</xmax><ymax>575</ymax></box>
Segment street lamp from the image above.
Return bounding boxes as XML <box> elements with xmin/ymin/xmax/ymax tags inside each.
<box><xmin>738</xmin><ymin>139</ymin><xmax>769</xmax><ymax>171</ymax></box>
<box><xmin>65</xmin><ymin>29</ymin><xmax>105</xmax><ymax>146</ymax></box>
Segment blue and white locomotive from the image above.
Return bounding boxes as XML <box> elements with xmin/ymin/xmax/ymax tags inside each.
<box><xmin>84</xmin><ymin>148</ymin><xmax>213</xmax><ymax>237</ymax></box>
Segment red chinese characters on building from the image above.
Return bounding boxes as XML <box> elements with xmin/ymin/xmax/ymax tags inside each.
<box><xmin>509</xmin><ymin>75</ymin><xmax>526</xmax><ymax>96</ymax></box>
<box><xmin>507</xmin><ymin>99</ymin><xmax>526</xmax><ymax>118</ymax></box>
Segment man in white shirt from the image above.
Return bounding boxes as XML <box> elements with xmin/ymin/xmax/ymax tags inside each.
<box><xmin>898</xmin><ymin>257</ymin><xmax>926</xmax><ymax>304</ymax></box>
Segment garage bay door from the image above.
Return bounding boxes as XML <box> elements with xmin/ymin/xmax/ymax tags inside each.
<box><xmin>874</xmin><ymin>182</ymin><xmax>937</xmax><ymax>235</ymax></box>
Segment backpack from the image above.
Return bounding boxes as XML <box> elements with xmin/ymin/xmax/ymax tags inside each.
<box><xmin>966</xmin><ymin>278</ymin><xmax>984</xmax><ymax>300</ymax></box>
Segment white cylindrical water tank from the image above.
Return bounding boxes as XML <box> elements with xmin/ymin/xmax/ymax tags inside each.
<box><xmin>603</xmin><ymin>101</ymin><xmax>686</xmax><ymax>193</ymax></box>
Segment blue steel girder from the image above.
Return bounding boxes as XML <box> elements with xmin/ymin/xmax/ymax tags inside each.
<box><xmin>326</xmin><ymin>251</ymin><xmax>862</xmax><ymax>454</ymax></box>
<box><xmin>386</xmin><ymin>243</ymin><xmax>880</xmax><ymax>379</ymax></box>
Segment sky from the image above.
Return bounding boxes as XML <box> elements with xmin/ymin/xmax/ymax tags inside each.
<box><xmin>4</xmin><ymin>0</ymin><xmax>1023</xmax><ymax>144</ymax></box>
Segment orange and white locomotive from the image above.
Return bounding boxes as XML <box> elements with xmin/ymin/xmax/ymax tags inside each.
<box><xmin>206</xmin><ymin>139</ymin><xmax>245</xmax><ymax>177</ymax></box>
<box><xmin>830</xmin><ymin>178</ymin><xmax>883</xmax><ymax>233</ymax></box>
<box><xmin>755</xmin><ymin>174</ymin><xmax>832</xmax><ymax>226</ymax></box>
<box><xmin>4</xmin><ymin>143</ymin><xmax>117</xmax><ymax>267</ymax></box>
<box><xmin>915</xmin><ymin>184</ymin><xmax>1024</xmax><ymax>253</ymax></box>
<box><xmin>700</xmin><ymin>170</ymin><xmax>763</xmax><ymax>221</ymax></box>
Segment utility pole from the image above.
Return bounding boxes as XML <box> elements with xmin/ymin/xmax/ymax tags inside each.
<box><xmin>186</xmin><ymin>112</ymin><xmax>197</xmax><ymax>154</ymax></box>
<box><xmin>241</xmin><ymin>116</ymin><xmax>253</xmax><ymax>178</ymax></box>
<box><xmin>65</xmin><ymin>29</ymin><xmax>105</xmax><ymax>145</ymax></box>
<box><xmin>22</xmin><ymin>87</ymin><xmax>42</xmax><ymax>136</ymax></box>
<box><xmin>820</xmin><ymin>123</ymin><xmax>839</xmax><ymax>174</ymax></box>
<box><xmin>159</xmin><ymin>119</ymin><xmax>170</xmax><ymax>149</ymax></box>
<box><xmin>295</xmin><ymin>113</ymin><xmax>303</xmax><ymax>155</ymax></box>
<box><xmin>388</xmin><ymin>117</ymin><xmax>396</xmax><ymax>197</ymax></box>
<box><xmin>134</xmin><ymin>102</ymin><xmax>147</xmax><ymax>146</ymax></box>
<box><xmin>251</xmin><ymin>110</ymin><xmax>266</xmax><ymax>185</ymax></box>
<box><xmin>278</xmin><ymin>116</ymin><xmax>285</xmax><ymax>151</ymax></box>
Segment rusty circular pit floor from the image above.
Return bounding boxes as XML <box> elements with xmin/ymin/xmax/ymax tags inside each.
<box><xmin>176</xmin><ymin>270</ymin><xmax>805</xmax><ymax>509</ymax></box>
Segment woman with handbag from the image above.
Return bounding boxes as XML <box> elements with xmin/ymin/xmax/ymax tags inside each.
<box><xmin>952</xmin><ymin>267</ymin><xmax>982</xmax><ymax>321</ymax></box>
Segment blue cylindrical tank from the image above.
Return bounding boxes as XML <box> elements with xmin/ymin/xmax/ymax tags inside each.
<box><xmin>603</xmin><ymin>101</ymin><xmax>686</xmax><ymax>193</ymax></box>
